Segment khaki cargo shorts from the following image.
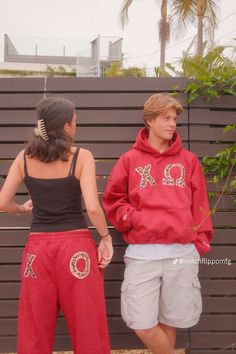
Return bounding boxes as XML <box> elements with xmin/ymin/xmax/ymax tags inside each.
<box><xmin>121</xmin><ymin>248</ymin><xmax>202</xmax><ymax>329</ymax></box>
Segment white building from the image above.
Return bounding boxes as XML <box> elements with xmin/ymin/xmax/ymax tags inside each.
<box><xmin>0</xmin><ymin>34</ymin><xmax>123</xmax><ymax>76</ymax></box>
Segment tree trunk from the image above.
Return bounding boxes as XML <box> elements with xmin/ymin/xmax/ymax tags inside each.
<box><xmin>196</xmin><ymin>0</ymin><xmax>206</xmax><ymax>57</ymax></box>
<box><xmin>160</xmin><ymin>36</ymin><xmax>166</xmax><ymax>71</ymax></box>
<box><xmin>159</xmin><ymin>0</ymin><xmax>168</xmax><ymax>73</ymax></box>
<box><xmin>197</xmin><ymin>15</ymin><xmax>204</xmax><ymax>56</ymax></box>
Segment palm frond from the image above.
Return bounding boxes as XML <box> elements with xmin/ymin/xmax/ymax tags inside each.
<box><xmin>203</xmin><ymin>46</ymin><xmax>226</xmax><ymax>69</ymax></box>
<box><xmin>170</xmin><ymin>0</ymin><xmax>197</xmax><ymax>39</ymax></box>
<box><xmin>120</xmin><ymin>0</ymin><xmax>135</xmax><ymax>29</ymax></box>
<box><xmin>171</xmin><ymin>0</ymin><xmax>196</xmax><ymax>24</ymax></box>
<box><xmin>170</xmin><ymin>0</ymin><xmax>220</xmax><ymax>41</ymax></box>
<box><xmin>205</xmin><ymin>0</ymin><xmax>220</xmax><ymax>29</ymax></box>
<box><xmin>182</xmin><ymin>55</ymin><xmax>208</xmax><ymax>77</ymax></box>
<box><xmin>181</xmin><ymin>45</ymin><xmax>233</xmax><ymax>77</ymax></box>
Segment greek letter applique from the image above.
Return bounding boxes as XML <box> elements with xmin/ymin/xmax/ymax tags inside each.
<box><xmin>70</xmin><ymin>252</ymin><xmax>90</xmax><ymax>279</ymax></box>
<box><xmin>23</xmin><ymin>254</ymin><xmax>37</xmax><ymax>278</ymax></box>
<box><xmin>135</xmin><ymin>164</ymin><xmax>156</xmax><ymax>189</ymax></box>
<box><xmin>162</xmin><ymin>163</ymin><xmax>186</xmax><ymax>188</ymax></box>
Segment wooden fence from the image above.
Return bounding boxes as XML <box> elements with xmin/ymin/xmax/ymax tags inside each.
<box><xmin>0</xmin><ymin>77</ymin><xmax>235</xmax><ymax>353</ymax></box>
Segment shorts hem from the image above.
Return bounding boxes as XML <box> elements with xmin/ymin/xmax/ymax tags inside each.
<box><xmin>159</xmin><ymin>317</ymin><xmax>200</xmax><ymax>329</ymax></box>
<box><xmin>126</xmin><ymin>321</ymin><xmax>158</xmax><ymax>330</ymax></box>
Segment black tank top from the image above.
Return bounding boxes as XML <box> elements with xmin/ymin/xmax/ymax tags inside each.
<box><xmin>24</xmin><ymin>148</ymin><xmax>87</xmax><ymax>232</ymax></box>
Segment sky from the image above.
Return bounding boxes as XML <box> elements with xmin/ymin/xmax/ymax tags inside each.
<box><xmin>0</xmin><ymin>0</ymin><xmax>235</xmax><ymax>73</ymax></box>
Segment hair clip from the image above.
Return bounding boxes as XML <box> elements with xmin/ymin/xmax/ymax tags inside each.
<box><xmin>34</xmin><ymin>119</ymin><xmax>49</xmax><ymax>141</ymax></box>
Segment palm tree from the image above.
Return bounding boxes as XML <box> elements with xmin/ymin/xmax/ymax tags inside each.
<box><xmin>120</xmin><ymin>0</ymin><xmax>170</xmax><ymax>71</ymax></box>
<box><xmin>120</xmin><ymin>0</ymin><xmax>219</xmax><ymax>67</ymax></box>
<box><xmin>159</xmin><ymin>0</ymin><xmax>170</xmax><ymax>70</ymax></box>
<box><xmin>170</xmin><ymin>0</ymin><xmax>219</xmax><ymax>56</ymax></box>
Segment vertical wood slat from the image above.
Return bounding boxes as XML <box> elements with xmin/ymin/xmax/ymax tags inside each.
<box><xmin>0</xmin><ymin>78</ymin><xmax>235</xmax><ymax>353</ymax></box>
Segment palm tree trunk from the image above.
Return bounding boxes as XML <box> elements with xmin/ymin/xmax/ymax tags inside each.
<box><xmin>159</xmin><ymin>0</ymin><xmax>169</xmax><ymax>72</ymax></box>
<box><xmin>160</xmin><ymin>29</ymin><xmax>166</xmax><ymax>70</ymax></box>
<box><xmin>197</xmin><ymin>15</ymin><xmax>204</xmax><ymax>56</ymax></box>
<box><xmin>196</xmin><ymin>0</ymin><xmax>206</xmax><ymax>56</ymax></box>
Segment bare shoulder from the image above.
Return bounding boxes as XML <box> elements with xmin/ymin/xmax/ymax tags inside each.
<box><xmin>78</xmin><ymin>148</ymin><xmax>94</xmax><ymax>163</ymax></box>
<box><xmin>7</xmin><ymin>149</ymin><xmax>26</xmax><ymax>178</ymax></box>
<box><xmin>15</xmin><ymin>149</ymin><xmax>25</xmax><ymax>160</ymax></box>
<box><xmin>14</xmin><ymin>149</ymin><xmax>26</xmax><ymax>167</ymax></box>
<box><xmin>75</xmin><ymin>148</ymin><xmax>95</xmax><ymax>180</ymax></box>
<box><xmin>16</xmin><ymin>149</ymin><xmax>26</xmax><ymax>175</ymax></box>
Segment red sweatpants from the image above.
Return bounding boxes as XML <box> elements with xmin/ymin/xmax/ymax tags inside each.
<box><xmin>18</xmin><ymin>229</ymin><xmax>110</xmax><ymax>354</ymax></box>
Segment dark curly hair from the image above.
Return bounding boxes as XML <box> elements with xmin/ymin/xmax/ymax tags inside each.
<box><xmin>26</xmin><ymin>97</ymin><xmax>75</xmax><ymax>162</ymax></box>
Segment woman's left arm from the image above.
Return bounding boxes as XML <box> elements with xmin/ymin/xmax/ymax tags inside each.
<box><xmin>0</xmin><ymin>151</ymin><xmax>32</xmax><ymax>215</ymax></box>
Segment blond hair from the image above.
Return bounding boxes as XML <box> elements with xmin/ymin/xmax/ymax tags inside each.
<box><xmin>143</xmin><ymin>93</ymin><xmax>183</xmax><ymax>128</ymax></box>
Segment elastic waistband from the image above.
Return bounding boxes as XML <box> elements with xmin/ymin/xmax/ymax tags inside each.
<box><xmin>29</xmin><ymin>229</ymin><xmax>91</xmax><ymax>241</ymax></box>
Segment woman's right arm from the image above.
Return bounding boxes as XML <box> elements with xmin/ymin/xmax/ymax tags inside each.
<box><xmin>78</xmin><ymin>149</ymin><xmax>113</xmax><ymax>268</ymax></box>
<box><xmin>0</xmin><ymin>150</ymin><xmax>32</xmax><ymax>215</ymax></box>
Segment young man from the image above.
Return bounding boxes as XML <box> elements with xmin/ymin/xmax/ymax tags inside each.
<box><xmin>102</xmin><ymin>93</ymin><xmax>212</xmax><ymax>354</ymax></box>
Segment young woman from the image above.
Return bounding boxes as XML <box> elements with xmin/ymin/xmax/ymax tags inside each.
<box><xmin>0</xmin><ymin>97</ymin><xmax>113</xmax><ymax>354</ymax></box>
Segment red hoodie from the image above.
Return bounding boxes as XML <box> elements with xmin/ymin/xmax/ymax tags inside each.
<box><xmin>103</xmin><ymin>128</ymin><xmax>212</xmax><ymax>255</ymax></box>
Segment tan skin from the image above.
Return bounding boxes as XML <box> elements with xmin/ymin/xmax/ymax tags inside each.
<box><xmin>0</xmin><ymin>113</ymin><xmax>113</xmax><ymax>269</ymax></box>
<box><xmin>134</xmin><ymin>108</ymin><xmax>178</xmax><ymax>354</ymax></box>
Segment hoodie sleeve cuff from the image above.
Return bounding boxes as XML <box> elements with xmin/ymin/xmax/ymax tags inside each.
<box><xmin>120</xmin><ymin>208</ymin><xmax>137</xmax><ymax>231</ymax></box>
<box><xmin>194</xmin><ymin>232</ymin><xmax>211</xmax><ymax>256</ymax></box>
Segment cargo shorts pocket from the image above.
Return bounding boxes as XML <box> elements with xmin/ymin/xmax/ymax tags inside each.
<box><xmin>121</xmin><ymin>280</ymin><xmax>132</xmax><ymax>325</ymax></box>
<box><xmin>192</xmin><ymin>278</ymin><xmax>202</xmax><ymax>319</ymax></box>
<box><xmin>121</xmin><ymin>279</ymin><xmax>144</xmax><ymax>328</ymax></box>
<box><xmin>175</xmin><ymin>276</ymin><xmax>202</xmax><ymax>326</ymax></box>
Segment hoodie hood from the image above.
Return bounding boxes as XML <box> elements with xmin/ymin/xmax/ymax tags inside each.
<box><xmin>133</xmin><ymin>127</ymin><xmax>182</xmax><ymax>157</ymax></box>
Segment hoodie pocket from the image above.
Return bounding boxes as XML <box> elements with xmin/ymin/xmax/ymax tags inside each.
<box><xmin>130</xmin><ymin>210</ymin><xmax>142</xmax><ymax>227</ymax></box>
<box><xmin>129</xmin><ymin>208</ymin><xmax>195</xmax><ymax>243</ymax></box>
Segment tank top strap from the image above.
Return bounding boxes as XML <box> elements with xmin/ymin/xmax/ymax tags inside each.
<box><xmin>68</xmin><ymin>148</ymin><xmax>79</xmax><ymax>176</ymax></box>
<box><xmin>23</xmin><ymin>151</ymin><xmax>28</xmax><ymax>177</ymax></box>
